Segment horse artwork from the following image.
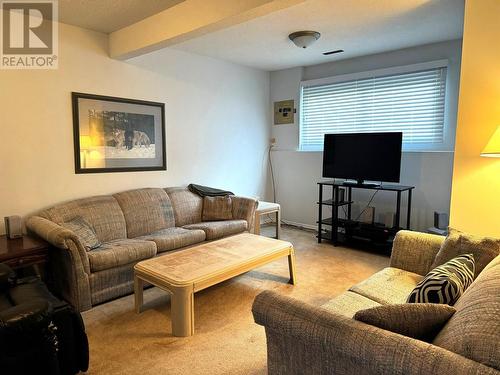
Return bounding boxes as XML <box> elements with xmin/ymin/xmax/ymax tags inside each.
<box><xmin>72</xmin><ymin>92</ymin><xmax>166</xmax><ymax>173</ymax></box>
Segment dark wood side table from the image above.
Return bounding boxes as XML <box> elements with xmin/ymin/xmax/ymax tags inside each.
<box><xmin>0</xmin><ymin>235</ymin><xmax>49</xmax><ymax>277</ymax></box>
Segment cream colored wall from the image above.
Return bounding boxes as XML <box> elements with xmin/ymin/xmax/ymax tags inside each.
<box><xmin>0</xmin><ymin>23</ymin><xmax>270</xmax><ymax>234</ymax></box>
<box><xmin>449</xmin><ymin>0</ymin><xmax>500</xmax><ymax>237</ymax></box>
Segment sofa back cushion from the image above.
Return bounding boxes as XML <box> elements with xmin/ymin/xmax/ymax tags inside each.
<box><xmin>39</xmin><ymin>195</ymin><xmax>127</xmax><ymax>243</ymax></box>
<box><xmin>113</xmin><ymin>188</ymin><xmax>175</xmax><ymax>238</ymax></box>
<box><xmin>431</xmin><ymin>228</ymin><xmax>500</xmax><ymax>278</ymax></box>
<box><xmin>433</xmin><ymin>254</ymin><xmax>500</xmax><ymax>370</ymax></box>
<box><xmin>165</xmin><ymin>187</ymin><xmax>202</xmax><ymax>226</ymax></box>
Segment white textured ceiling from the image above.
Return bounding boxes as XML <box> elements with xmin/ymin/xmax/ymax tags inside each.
<box><xmin>172</xmin><ymin>0</ymin><xmax>465</xmax><ymax>71</ymax></box>
<box><xmin>58</xmin><ymin>0</ymin><xmax>185</xmax><ymax>33</ymax></box>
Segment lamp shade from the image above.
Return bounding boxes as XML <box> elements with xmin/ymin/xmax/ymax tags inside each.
<box><xmin>481</xmin><ymin>126</ymin><xmax>500</xmax><ymax>157</ymax></box>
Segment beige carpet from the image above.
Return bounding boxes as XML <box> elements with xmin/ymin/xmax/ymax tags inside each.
<box><xmin>83</xmin><ymin>226</ymin><xmax>389</xmax><ymax>374</ymax></box>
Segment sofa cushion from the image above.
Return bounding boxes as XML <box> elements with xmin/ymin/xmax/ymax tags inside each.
<box><xmin>113</xmin><ymin>188</ymin><xmax>175</xmax><ymax>238</ymax></box>
<box><xmin>354</xmin><ymin>303</ymin><xmax>456</xmax><ymax>341</ymax></box>
<box><xmin>349</xmin><ymin>267</ymin><xmax>423</xmax><ymax>305</ymax></box>
<box><xmin>137</xmin><ymin>227</ymin><xmax>206</xmax><ymax>253</ymax></box>
<box><xmin>87</xmin><ymin>239</ymin><xmax>157</xmax><ymax>272</ymax></box>
<box><xmin>183</xmin><ymin>220</ymin><xmax>247</xmax><ymax>240</ymax></box>
<box><xmin>321</xmin><ymin>291</ymin><xmax>381</xmax><ymax>318</ymax></box>
<box><xmin>61</xmin><ymin>216</ymin><xmax>101</xmax><ymax>250</ymax></box>
<box><xmin>407</xmin><ymin>254</ymin><xmax>475</xmax><ymax>305</ymax></box>
<box><xmin>39</xmin><ymin>195</ymin><xmax>126</xmax><ymax>243</ymax></box>
<box><xmin>165</xmin><ymin>187</ymin><xmax>203</xmax><ymax>226</ymax></box>
<box><xmin>433</xmin><ymin>255</ymin><xmax>500</xmax><ymax>370</ymax></box>
<box><xmin>202</xmin><ymin>196</ymin><xmax>233</xmax><ymax>221</ymax></box>
<box><xmin>431</xmin><ymin>228</ymin><xmax>500</xmax><ymax>278</ymax></box>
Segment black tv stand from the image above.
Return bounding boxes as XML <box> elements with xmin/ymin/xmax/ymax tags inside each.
<box><xmin>317</xmin><ymin>180</ymin><xmax>415</xmax><ymax>252</ymax></box>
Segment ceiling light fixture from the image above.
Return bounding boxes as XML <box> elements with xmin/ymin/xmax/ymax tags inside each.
<box><xmin>288</xmin><ymin>31</ymin><xmax>321</xmax><ymax>49</ymax></box>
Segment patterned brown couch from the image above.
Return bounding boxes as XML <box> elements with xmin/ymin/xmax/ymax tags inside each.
<box><xmin>253</xmin><ymin>230</ymin><xmax>500</xmax><ymax>375</ymax></box>
<box><xmin>26</xmin><ymin>187</ymin><xmax>257</xmax><ymax>311</ymax></box>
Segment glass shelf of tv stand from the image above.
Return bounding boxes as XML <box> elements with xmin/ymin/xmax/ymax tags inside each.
<box><xmin>317</xmin><ymin>180</ymin><xmax>414</xmax><ymax>192</ymax></box>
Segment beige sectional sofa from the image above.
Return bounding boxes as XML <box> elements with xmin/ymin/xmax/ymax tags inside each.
<box><xmin>253</xmin><ymin>230</ymin><xmax>500</xmax><ymax>375</ymax></box>
<box><xmin>27</xmin><ymin>187</ymin><xmax>257</xmax><ymax>311</ymax></box>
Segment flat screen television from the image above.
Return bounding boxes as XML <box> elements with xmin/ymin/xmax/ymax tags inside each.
<box><xmin>322</xmin><ymin>132</ymin><xmax>402</xmax><ymax>184</ymax></box>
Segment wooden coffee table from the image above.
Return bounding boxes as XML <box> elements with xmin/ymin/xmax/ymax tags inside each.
<box><xmin>134</xmin><ymin>233</ymin><xmax>296</xmax><ymax>337</ymax></box>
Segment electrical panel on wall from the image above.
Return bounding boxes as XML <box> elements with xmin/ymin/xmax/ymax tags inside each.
<box><xmin>274</xmin><ymin>99</ymin><xmax>295</xmax><ymax>125</ymax></box>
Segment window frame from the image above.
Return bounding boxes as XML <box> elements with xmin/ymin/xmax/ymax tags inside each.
<box><xmin>298</xmin><ymin>60</ymin><xmax>453</xmax><ymax>152</ymax></box>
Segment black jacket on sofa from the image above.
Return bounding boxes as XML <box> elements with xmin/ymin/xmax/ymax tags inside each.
<box><xmin>0</xmin><ymin>264</ymin><xmax>89</xmax><ymax>374</ymax></box>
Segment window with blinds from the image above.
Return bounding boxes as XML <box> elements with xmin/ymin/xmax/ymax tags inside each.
<box><xmin>299</xmin><ymin>65</ymin><xmax>447</xmax><ymax>151</ymax></box>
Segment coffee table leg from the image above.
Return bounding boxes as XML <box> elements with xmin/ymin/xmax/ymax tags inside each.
<box><xmin>134</xmin><ymin>275</ymin><xmax>144</xmax><ymax>314</ymax></box>
<box><xmin>171</xmin><ymin>287</ymin><xmax>194</xmax><ymax>337</ymax></box>
<box><xmin>288</xmin><ymin>248</ymin><xmax>297</xmax><ymax>285</ymax></box>
<box><xmin>254</xmin><ymin>213</ymin><xmax>261</xmax><ymax>235</ymax></box>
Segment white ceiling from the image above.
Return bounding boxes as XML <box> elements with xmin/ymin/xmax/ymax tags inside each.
<box><xmin>58</xmin><ymin>0</ymin><xmax>185</xmax><ymax>33</ymax></box>
<box><xmin>172</xmin><ymin>0</ymin><xmax>465</xmax><ymax>71</ymax></box>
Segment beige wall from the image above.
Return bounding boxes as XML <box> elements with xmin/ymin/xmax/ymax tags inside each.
<box><xmin>0</xmin><ymin>23</ymin><xmax>270</xmax><ymax>234</ymax></box>
<box><xmin>449</xmin><ymin>0</ymin><xmax>500</xmax><ymax>237</ymax></box>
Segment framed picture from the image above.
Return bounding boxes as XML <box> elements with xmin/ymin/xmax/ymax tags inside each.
<box><xmin>72</xmin><ymin>92</ymin><xmax>166</xmax><ymax>173</ymax></box>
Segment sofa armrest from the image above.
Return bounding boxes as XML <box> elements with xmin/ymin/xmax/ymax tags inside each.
<box><xmin>390</xmin><ymin>230</ymin><xmax>445</xmax><ymax>276</ymax></box>
<box><xmin>252</xmin><ymin>290</ymin><xmax>497</xmax><ymax>375</ymax></box>
<box><xmin>231</xmin><ymin>196</ymin><xmax>258</xmax><ymax>231</ymax></box>
<box><xmin>26</xmin><ymin>216</ymin><xmax>74</xmax><ymax>249</ymax></box>
<box><xmin>26</xmin><ymin>216</ymin><xmax>92</xmax><ymax>311</ymax></box>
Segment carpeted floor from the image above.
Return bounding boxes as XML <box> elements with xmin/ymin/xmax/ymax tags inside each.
<box><xmin>82</xmin><ymin>226</ymin><xmax>389</xmax><ymax>374</ymax></box>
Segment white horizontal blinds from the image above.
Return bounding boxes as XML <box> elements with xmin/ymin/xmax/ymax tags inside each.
<box><xmin>300</xmin><ymin>67</ymin><xmax>447</xmax><ymax>151</ymax></box>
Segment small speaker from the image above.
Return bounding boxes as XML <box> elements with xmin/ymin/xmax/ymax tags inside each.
<box><xmin>434</xmin><ymin>212</ymin><xmax>449</xmax><ymax>230</ymax></box>
<box><xmin>381</xmin><ymin>212</ymin><xmax>396</xmax><ymax>228</ymax></box>
<box><xmin>4</xmin><ymin>216</ymin><xmax>23</xmax><ymax>239</ymax></box>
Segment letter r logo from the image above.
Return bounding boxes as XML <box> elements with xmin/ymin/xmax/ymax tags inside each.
<box><xmin>2</xmin><ymin>1</ymin><xmax>53</xmax><ymax>54</ymax></box>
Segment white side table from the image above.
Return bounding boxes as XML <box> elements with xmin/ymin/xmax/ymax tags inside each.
<box><xmin>254</xmin><ymin>201</ymin><xmax>281</xmax><ymax>239</ymax></box>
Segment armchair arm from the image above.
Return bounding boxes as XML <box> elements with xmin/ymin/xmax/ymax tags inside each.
<box><xmin>231</xmin><ymin>196</ymin><xmax>258</xmax><ymax>231</ymax></box>
<box><xmin>390</xmin><ymin>230</ymin><xmax>445</xmax><ymax>276</ymax></box>
<box><xmin>0</xmin><ymin>300</ymin><xmax>52</xmax><ymax>331</ymax></box>
<box><xmin>252</xmin><ymin>290</ymin><xmax>496</xmax><ymax>375</ymax></box>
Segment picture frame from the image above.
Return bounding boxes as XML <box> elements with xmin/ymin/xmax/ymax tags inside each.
<box><xmin>72</xmin><ymin>92</ymin><xmax>166</xmax><ymax>173</ymax></box>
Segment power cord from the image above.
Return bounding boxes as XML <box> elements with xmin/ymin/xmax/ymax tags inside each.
<box><xmin>266</xmin><ymin>143</ymin><xmax>287</xmax><ymax>227</ymax></box>
<box><xmin>354</xmin><ymin>190</ymin><xmax>379</xmax><ymax>222</ymax></box>
<box><xmin>268</xmin><ymin>145</ymin><xmax>276</xmax><ymax>203</ymax></box>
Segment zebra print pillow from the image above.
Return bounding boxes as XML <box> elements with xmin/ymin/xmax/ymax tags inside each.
<box><xmin>407</xmin><ymin>254</ymin><xmax>475</xmax><ymax>305</ymax></box>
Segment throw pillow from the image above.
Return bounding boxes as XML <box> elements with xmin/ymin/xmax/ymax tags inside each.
<box><xmin>61</xmin><ymin>216</ymin><xmax>101</xmax><ymax>250</ymax></box>
<box><xmin>431</xmin><ymin>228</ymin><xmax>500</xmax><ymax>278</ymax></box>
<box><xmin>202</xmin><ymin>196</ymin><xmax>233</xmax><ymax>221</ymax></box>
<box><xmin>354</xmin><ymin>303</ymin><xmax>456</xmax><ymax>341</ymax></box>
<box><xmin>407</xmin><ymin>254</ymin><xmax>475</xmax><ymax>305</ymax></box>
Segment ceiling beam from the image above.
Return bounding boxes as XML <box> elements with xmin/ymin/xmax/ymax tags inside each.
<box><xmin>109</xmin><ymin>0</ymin><xmax>307</xmax><ymax>60</ymax></box>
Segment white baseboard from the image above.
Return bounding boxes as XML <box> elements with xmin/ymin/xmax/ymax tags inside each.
<box><xmin>280</xmin><ymin>219</ymin><xmax>317</xmax><ymax>231</ymax></box>
<box><xmin>259</xmin><ymin>216</ymin><xmax>317</xmax><ymax>231</ymax></box>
